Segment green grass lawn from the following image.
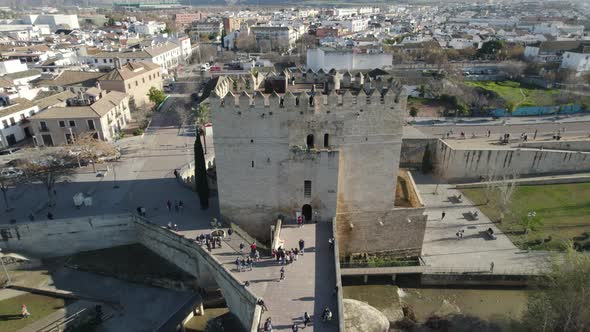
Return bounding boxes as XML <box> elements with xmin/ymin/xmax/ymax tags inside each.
<box><xmin>465</xmin><ymin>80</ymin><xmax>559</xmax><ymax>108</ymax></box>
<box><xmin>461</xmin><ymin>183</ymin><xmax>590</xmax><ymax>251</ymax></box>
<box><xmin>0</xmin><ymin>293</ymin><xmax>67</xmax><ymax>332</ymax></box>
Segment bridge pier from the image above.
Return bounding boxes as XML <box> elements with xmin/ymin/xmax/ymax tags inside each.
<box><xmin>363</xmin><ymin>275</ymin><xmax>368</xmax><ymax>284</ymax></box>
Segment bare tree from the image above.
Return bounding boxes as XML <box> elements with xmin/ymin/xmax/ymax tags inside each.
<box><xmin>235</xmin><ymin>34</ymin><xmax>257</xmax><ymax>52</ymax></box>
<box><xmin>0</xmin><ymin>173</ymin><xmax>21</xmax><ymax>212</ymax></box>
<box><xmin>21</xmin><ymin>151</ymin><xmax>76</xmax><ymax>207</ymax></box>
<box><xmin>483</xmin><ymin>172</ymin><xmax>518</xmax><ymax>223</ymax></box>
<box><xmin>73</xmin><ymin>133</ymin><xmax>119</xmax><ymax>173</ymax></box>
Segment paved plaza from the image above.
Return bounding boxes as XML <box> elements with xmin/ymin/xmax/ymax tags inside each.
<box><xmin>413</xmin><ymin>173</ymin><xmax>553</xmax><ymax>274</ymax></box>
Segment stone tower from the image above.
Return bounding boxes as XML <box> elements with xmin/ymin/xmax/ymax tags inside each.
<box><xmin>208</xmin><ymin>71</ymin><xmax>423</xmax><ymax>256</ymax></box>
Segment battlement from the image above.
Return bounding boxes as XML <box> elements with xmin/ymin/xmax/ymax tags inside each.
<box><xmin>209</xmin><ymin>87</ymin><xmax>407</xmax><ymax>113</ymax></box>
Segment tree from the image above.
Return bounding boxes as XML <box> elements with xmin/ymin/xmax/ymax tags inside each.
<box><xmin>194</xmin><ymin>126</ymin><xmax>209</xmax><ymax>209</ymax></box>
<box><xmin>0</xmin><ymin>173</ymin><xmax>21</xmax><ymax>212</ymax></box>
<box><xmin>483</xmin><ymin>173</ymin><xmax>518</xmax><ymax>223</ymax></box>
<box><xmin>21</xmin><ymin>151</ymin><xmax>76</xmax><ymax>207</ymax></box>
<box><xmin>236</xmin><ymin>34</ymin><xmax>257</xmax><ymax>52</ymax></box>
<box><xmin>73</xmin><ymin>133</ymin><xmax>119</xmax><ymax>173</ymax></box>
<box><xmin>520</xmin><ymin>212</ymin><xmax>544</xmax><ymax>242</ymax></box>
<box><xmin>522</xmin><ymin>246</ymin><xmax>590</xmax><ymax>332</ymax></box>
<box><xmin>147</xmin><ymin>87</ymin><xmax>166</xmax><ymax>106</ymax></box>
<box><xmin>476</xmin><ymin>40</ymin><xmax>505</xmax><ymax>59</ymax></box>
<box><xmin>409</xmin><ymin>106</ymin><xmax>418</xmax><ymax>118</ymax></box>
<box><xmin>421</xmin><ymin>144</ymin><xmax>433</xmax><ymax>174</ymax></box>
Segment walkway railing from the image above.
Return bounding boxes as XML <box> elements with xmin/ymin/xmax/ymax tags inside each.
<box><xmin>332</xmin><ymin>219</ymin><xmax>345</xmax><ymax>332</ymax></box>
<box><xmin>341</xmin><ymin>264</ymin><xmax>544</xmax><ymax>276</ymax></box>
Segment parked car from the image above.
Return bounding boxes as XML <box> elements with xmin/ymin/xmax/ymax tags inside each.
<box><xmin>0</xmin><ymin>147</ymin><xmax>21</xmax><ymax>155</ymax></box>
<box><xmin>0</xmin><ymin>167</ymin><xmax>23</xmax><ymax>178</ymax></box>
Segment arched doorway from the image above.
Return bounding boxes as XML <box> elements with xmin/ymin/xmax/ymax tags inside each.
<box><xmin>302</xmin><ymin>204</ymin><xmax>312</xmax><ymax>222</ymax></box>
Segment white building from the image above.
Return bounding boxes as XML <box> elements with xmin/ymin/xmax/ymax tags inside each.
<box><xmin>307</xmin><ymin>48</ymin><xmax>392</xmax><ymax>71</ymax></box>
<box><xmin>87</xmin><ymin>42</ymin><xmax>181</xmax><ymax>73</ymax></box>
<box><xmin>21</xmin><ymin>14</ymin><xmax>79</xmax><ymax>31</ymax></box>
<box><xmin>0</xmin><ymin>60</ymin><xmax>28</xmax><ymax>75</ymax></box>
<box><xmin>561</xmin><ymin>50</ymin><xmax>590</xmax><ymax>73</ymax></box>
<box><xmin>0</xmin><ymin>91</ymin><xmax>73</xmax><ymax>148</ymax></box>
<box><xmin>322</xmin><ymin>18</ymin><xmax>369</xmax><ymax>33</ymax></box>
<box><xmin>133</xmin><ymin>21</ymin><xmax>166</xmax><ymax>35</ymax></box>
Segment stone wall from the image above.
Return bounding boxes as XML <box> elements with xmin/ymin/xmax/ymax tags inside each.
<box><xmin>400</xmin><ymin>138</ymin><xmax>438</xmax><ymax>168</ymax></box>
<box><xmin>133</xmin><ymin>216</ymin><xmax>261</xmax><ymax>332</ymax></box>
<box><xmin>0</xmin><ymin>215</ymin><xmax>136</xmax><ymax>257</ymax></box>
<box><xmin>435</xmin><ymin>140</ymin><xmax>590</xmax><ymax>182</ymax></box>
<box><xmin>519</xmin><ymin>139</ymin><xmax>590</xmax><ymax>152</ymax></box>
<box><xmin>336</xmin><ymin>207</ymin><xmax>427</xmax><ymax>257</ymax></box>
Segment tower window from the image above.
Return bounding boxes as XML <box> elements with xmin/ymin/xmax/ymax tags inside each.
<box><xmin>304</xmin><ymin>180</ymin><xmax>312</xmax><ymax>198</ymax></box>
<box><xmin>306</xmin><ymin>134</ymin><xmax>314</xmax><ymax>149</ymax></box>
<box><xmin>324</xmin><ymin>133</ymin><xmax>329</xmax><ymax>148</ymax></box>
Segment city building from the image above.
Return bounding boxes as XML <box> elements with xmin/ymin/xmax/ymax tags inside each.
<box><xmin>0</xmin><ymin>60</ymin><xmax>28</xmax><ymax>75</ymax></box>
<box><xmin>132</xmin><ymin>21</ymin><xmax>166</xmax><ymax>35</ymax></box>
<box><xmin>30</xmin><ymin>90</ymin><xmax>130</xmax><ymax>146</ymax></box>
<box><xmin>0</xmin><ymin>91</ymin><xmax>74</xmax><ymax>148</ymax></box>
<box><xmin>561</xmin><ymin>48</ymin><xmax>590</xmax><ymax>73</ymax></box>
<box><xmin>307</xmin><ymin>48</ymin><xmax>392</xmax><ymax>71</ymax></box>
<box><xmin>87</xmin><ymin>42</ymin><xmax>179</xmax><ymax>73</ymax></box>
<box><xmin>250</xmin><ymin>26</ymin><xmax>300</xmax><ymax>52</ymax></box>
<box><xmin>190</xmin><ymin>20</ymin><xmax>223</xmax><ymax>38</ymax></box>
<box><xmin>174</xmin><ymin>12</ymin><xmax>207</xmax><ymax>28</ymax></box>
<box><xmin>21</xmin><ymin>14</ymin><xmax>80</xmax><ymax>31</ymax></box>
<box><xmin>98</xmin><ymin>60</ymin><xmax>163</xmax><ymax>107</ymax></box>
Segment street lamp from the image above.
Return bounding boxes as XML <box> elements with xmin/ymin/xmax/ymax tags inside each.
<box><xmin>0</xmin><ymin>248</ymin><xmax>11</xmax><ymax>287</ymax></box>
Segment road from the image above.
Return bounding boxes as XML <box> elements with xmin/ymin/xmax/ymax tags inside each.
<box><xmin>412</xmin><ymin>115</ymin><xmax>590</xmax><ymax>139</ymax></box>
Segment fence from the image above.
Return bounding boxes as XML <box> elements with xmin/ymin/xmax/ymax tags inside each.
<box><xmin>491</xmin><ymin>104</ymin><xmax>587</xmax><ymax>117</ymax></box>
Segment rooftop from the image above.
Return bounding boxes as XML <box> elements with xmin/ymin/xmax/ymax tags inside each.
<box><xmin>0</xmin><ymin>90</ymin><xmax>74</xmax><ymax>118</ymax></box>
<box><xmin>98</xmin><ymin>61</ymin><xmax>161</xmax><ymax>81</ymax></box>
<box><xmin>32</xmin><ymin>91</ymin><xmax>127</xmax><ymax>119</ymax></box>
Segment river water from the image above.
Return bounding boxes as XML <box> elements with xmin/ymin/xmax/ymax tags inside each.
<box><xmin>343</xmin><ymin>284</ymin><xmax>530</xmax><ymax>331</ymax></box>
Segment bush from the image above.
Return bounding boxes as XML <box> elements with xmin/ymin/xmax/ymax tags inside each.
<box><xmin>133</xmin><ymin>129</ymin><xmax>144</xmax><ymax>136</ymax></box>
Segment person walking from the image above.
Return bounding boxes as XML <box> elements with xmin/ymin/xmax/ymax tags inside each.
<box><xmin>322</xmin><ymin>307</ymin><xmax>332</xmax><ymax>322</ymax></box>
<box><xmin>166</xmin><ymin>200</ymin><xmax>172</xmax><ymax>212</ymax></box>
<box><xmin>235</xmin><ymin>257</ymin><xmax>241</xmax><ymax>272</ymax></box>
<box><xmin>303</xmin><ymin>312</ymin><xmax>311</xmax><ymax>328</ymax></box>
<box><xmin>178</xmin><ymin>200</ymin><xmax>184</xmax><ymax>213</ymax></box>
<box><xmin>299</xmin><ymin>239</ymin><xmax>305</xmax><ymax>254</ymax></box>
<box><xmin>21</xmin><ymin>304</ymin><xmax>30</xmax><ymax>319</ymax></box>
<box><xmin>239</xmin><ymin>242</ymin><xmax>245</xmax><ymax>253</ymax></box>
<box><xmin>441</xmin><ymin>211</ymin><xmax>446</xmax><ymax>220</ymax></box>
<box><xmin>227</xmin><ymin>228</ymin><xmax>233</xmax><ymax>239</ymax></box>
<box><xmin>174</xmin><ymin>200</ymin><xmax>179</xmax><ymax>213</ymax></box>
<box><xmin>264</xmin><ymin>317</ymin><xmax>273</xmax><ymax>332</ymax></box>
<box><xmin>250</xmin><ymin>242</ymin><xmax>257</xmax><ymax>254</ymax></box>
<box><xmin>292</xmin><ymin>323</ymin><xmax>299</xmax><ymax>332</ymax></box>
<box><xmin>490</xmin><ymin>261</ymin><xmax>495</xmax><ymax>273</ymax></box>
<box><xmin>279</xmin><ymin>267</ymin><xmax>285</xmax><ymax>281</ymax></box>
<box><xmin>246</xmin><ymin>257</ymin><xmax>253</xmax><ymax>270</ymax></box>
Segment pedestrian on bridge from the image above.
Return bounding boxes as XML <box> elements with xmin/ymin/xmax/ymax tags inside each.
<box><xmin>303</xmin><ymin>312</ymin><xmax>311</xmax><ymax>328</ymax></box>
<box><xmin>299</xmin><ymin>239</ymin><xmax>305</xmax><ymax>254</ymax></box>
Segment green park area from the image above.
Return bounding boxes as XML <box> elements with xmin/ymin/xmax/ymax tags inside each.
<box><xmin>0</xmin><ymin>293</ymin><xmax>67</xmax><ymax>331</ymax></box>
<box><xmin>462</xmin><ymin>183</ymin><xmax>590</xmax><ymax>251</ymax></box>
<box><xmin>465</xmin><ymin>80</ymin><xmax>560</xmax><ymax>109</ymax></box>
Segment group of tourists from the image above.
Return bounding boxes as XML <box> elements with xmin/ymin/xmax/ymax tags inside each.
<box><xmin>166</xmin><ymin>199</ymin><xmax>184</xmax><ymax>213</ymax></box>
